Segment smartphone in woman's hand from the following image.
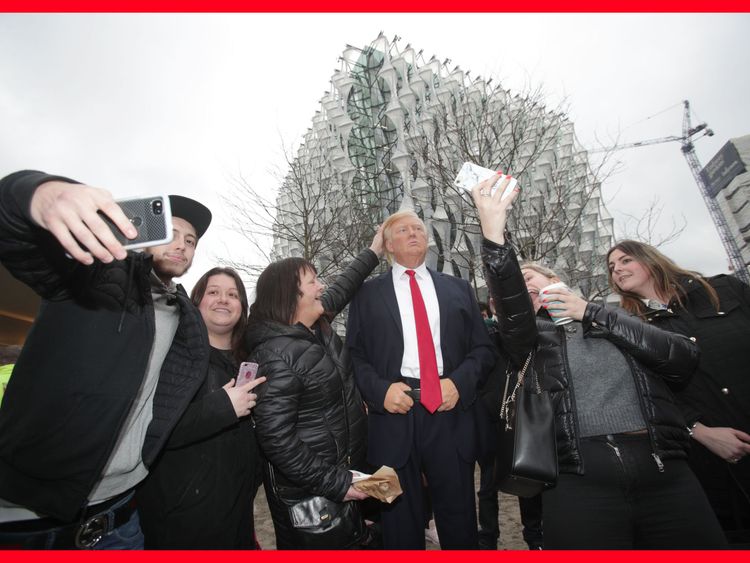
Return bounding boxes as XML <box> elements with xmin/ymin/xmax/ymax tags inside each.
<box><xmin>235</xmin><ymin>362</ymin><xmax>258</xmax><ymax>387</ymax></box>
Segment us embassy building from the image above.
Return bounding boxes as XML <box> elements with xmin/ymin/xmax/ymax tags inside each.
<box><xmin>271</xmin><ymin>34</ymin><xmax>615</xmax><ymax>299</ymax></box>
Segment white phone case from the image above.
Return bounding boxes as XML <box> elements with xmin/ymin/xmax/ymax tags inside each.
<box><xmin>453</xmin><ymin>162</ymin><xmax>517</xmax><ymax>199</ymax></box>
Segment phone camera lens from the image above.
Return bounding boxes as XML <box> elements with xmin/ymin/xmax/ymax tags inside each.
<box><xmin>152</xmin><ymin>200</ymin><xmax>163</xmax><ymax>215</ymax></box>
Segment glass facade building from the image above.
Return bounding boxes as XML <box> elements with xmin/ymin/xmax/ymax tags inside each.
<box><xmin>272</xmin><ymin>34</ymin><xmax>615</xmax><ymax>298</ymax></box>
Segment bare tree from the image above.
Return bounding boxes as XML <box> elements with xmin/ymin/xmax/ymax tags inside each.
<box><xmin>221</xmin><ymin>139</ymin><xmax>384</xmax><ymax>283</ymax></box>
<box><xmin>615</xmin><ymin>197</ymin><xmax>687</xmax><ymax>248</ymax></box>
<box><xmin>223</xmin><ymin>38</ymin><xmax>620</xmax><ymax>302</ymax></box>
<box><xmin>405</xmin><ymin>81</ymin><xmax>617</xmax><ymax>300</ymax></box>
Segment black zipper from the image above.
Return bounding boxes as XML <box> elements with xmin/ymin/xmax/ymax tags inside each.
<box><xmin>606</xmin><ymin>437</ymin><xmax>624</xmax><ymax>465</ymax></box>
<box><xmin>618</xmin><ymin>350</ymin><xmax>665</xmax><ymax>473</ymax></box>
<box><xmin>558</xmin><ymin>324</ymin><xmax>585</xmax><ymax>474</ymax></box>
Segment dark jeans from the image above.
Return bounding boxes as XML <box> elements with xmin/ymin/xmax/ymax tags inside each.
<box><xmin>0</xmin><ymin>491</ymin><xmax>143</xmax><ymax>549</ymax></box>
<box><xmin>519</xmin><ymin>494</ymin><xmax>543</xmax><ymax>549</ymax></box>
<box><xmin>543</xmin><ymin>433</ymin><xmax>727</xmax><ymax>549</ymax></box>
<box><xmin>92</xmin><ymin>510</ymin><xmax>143</xmax><ymax>550</ymax></box>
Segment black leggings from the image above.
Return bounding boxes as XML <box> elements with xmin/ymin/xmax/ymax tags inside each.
<box><xmin>543</xmin><ymin>433</ymin><xmax>727</xmax><ymax>549</ymax></box>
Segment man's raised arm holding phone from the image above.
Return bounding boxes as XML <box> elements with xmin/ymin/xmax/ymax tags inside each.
<box><xmin>0</xmin><ymin>169</ymin><xmax>214</xmax><ymax>550</ymax></box>
<box><xmin>27</xmin><ymin>174</ymin><xmax>138</xmax><ymax>264</ymax></box>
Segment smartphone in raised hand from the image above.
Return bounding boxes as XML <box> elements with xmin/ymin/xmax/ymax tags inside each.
<box><xmin>453</xmin><ymin>162</ymin><xmax>517</xmax><ymax>198</ymax></box>
<box><xmin>98</xmin><ymin>195</ymin><xmax>173</xmax><ymax>250</ymax></box>
<box><xmin>235</xmin><ymin>362</ymin><xmax>259</xmax><ymax>387</ymax></box>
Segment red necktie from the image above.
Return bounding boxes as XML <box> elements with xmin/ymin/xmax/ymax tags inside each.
<box><xmin>406</xmin><ymin>270</ymin><xmax>443</xmax><ymax>413</ymax></box>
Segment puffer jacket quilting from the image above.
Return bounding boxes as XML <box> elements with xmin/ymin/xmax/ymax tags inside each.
<box><xmin>249</xmin><ymin>322</ymin><xmax>368</xmax><ymax>499</ymax></box>
<box><xmin>246</xmin><ymin>249</ymin><xmax>378</xmax><ymax>502</ymax></box>
<box><xmin>0</xmin><ymin>170</ymin><xmax>210</xmax><ymax>522</ymax></box>
<box><xmin>481</xmin><ymin>239</ymin><xmax>699</xmax><ymax>475</ymax></box>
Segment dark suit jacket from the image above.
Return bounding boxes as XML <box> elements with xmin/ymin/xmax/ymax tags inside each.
<box><xmin>347</xmin><ymin>267</ymin><xmax>497</xmax><ymax>469</ymax></box>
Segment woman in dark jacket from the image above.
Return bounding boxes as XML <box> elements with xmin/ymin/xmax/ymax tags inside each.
<box><xmin>247</xmin><ymin>229</ymin><xmax>382</xmax><ymax>549</ymax></box>
<box><xmin>607</xmin><ymin>239</ymin><xmax>750</xmax><ymax>545</ymax></box>
<box><xmin>471</xmin><ymin>174</ymin><xmax>726</xmax><ymax>548</ymax></box>
<box><xmin>137</xmin><ymin>267</ymin><xmax>265</xmax><ymax>548</ymax></box>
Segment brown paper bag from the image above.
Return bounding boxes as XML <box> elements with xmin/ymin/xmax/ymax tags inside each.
<box><xmin>352</xmin><ymin>465</ymin><xmax>402</xmax><ymax>503</ymax></box>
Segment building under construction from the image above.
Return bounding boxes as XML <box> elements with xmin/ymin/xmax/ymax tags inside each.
<box><xmin>700</xmin><ymin>135</ymin><xmax>750</xmax><ymax>278</ymax></box>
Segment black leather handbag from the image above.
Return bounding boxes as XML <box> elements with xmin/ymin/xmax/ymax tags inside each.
<box><xmin>287</xmin><ymin>494</ymin><xmax>365</xmax><ymax>549</ymax></box>
<box><xmin>495</xmin><ymin>351</ymin><xmax>558</xmax><ymax>497</ymax></box>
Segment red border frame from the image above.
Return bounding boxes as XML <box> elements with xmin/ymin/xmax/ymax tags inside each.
<box><xmin>0</xmin><ymin>0</ymin><xmax>748</xmax><ymax>12</ymax></box>
<box><xmin>1</xmin><ymin>4</ymin><xmax>747</xmax><ymax>562</ymax></box>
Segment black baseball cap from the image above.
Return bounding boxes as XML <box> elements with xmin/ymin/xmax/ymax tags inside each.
<box><xmin>168</xmin><ymin>195</ymin><xmax>212</xmax><ymax>239</ymax></box>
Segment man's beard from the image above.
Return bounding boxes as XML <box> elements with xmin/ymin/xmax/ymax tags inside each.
<box><xmin>152</xmin><ymin>255</ymin><xmax>191</xmax><ymax>281</ymax></box>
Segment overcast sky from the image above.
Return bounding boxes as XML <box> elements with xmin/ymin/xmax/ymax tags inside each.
<box><xmin>1</xmin><ymin>13</ymin><xmax>748</xmax><ymax>291</ymax></box>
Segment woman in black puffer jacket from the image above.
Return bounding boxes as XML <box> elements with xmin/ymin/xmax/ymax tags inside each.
<box><xmin>246</xmin><ymin>229</ymin><xmax>382</xmax><ymax>549</ymax></box>
<box><xmin>470</xmin><ymin>174</ymin><xmax>725</xmax><ymax>549</ymax></box>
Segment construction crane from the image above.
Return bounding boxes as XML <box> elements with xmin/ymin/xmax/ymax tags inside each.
<box><xmin>592</xmin><ymin>100</ymin><xmax>750</xmax><ymax>284</ymax></box>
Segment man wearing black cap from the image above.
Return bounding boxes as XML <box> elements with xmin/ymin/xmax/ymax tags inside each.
<box><xmin>0</xmin><ymin>170</ymin><xmax>213</xmax><ymax>549</ymax></box>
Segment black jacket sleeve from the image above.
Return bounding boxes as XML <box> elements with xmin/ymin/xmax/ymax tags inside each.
<box><xmin>481</xmin><ymin>238</ymin><xmax>538</xmax><ymax>367</ymax></box>
<box><xmin>164</xmin><ymin>349</ymin><xmax>245</xmax><ymax>448</ymax></box>
<box><xmin>164</xmin><ymin>389</ymin><xmax>238</xmax><ymax>449</ymax></box>
<box><xmin>582</xmin><ymin>303</ymin><xmax>699</xmax><ymax>384</ymax></box>
<box><xmin>320</xmin><ymin>248</ymin><xmax>379</xmax><ymax>320</ymax></box>
<box><xmin>0</xmin><ymin>170</ymin><xmax>90</xmax><ymax>300</ymax></box>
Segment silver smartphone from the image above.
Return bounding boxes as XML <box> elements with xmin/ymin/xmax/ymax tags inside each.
<box><xmin>99</xmin><ymin>195</ymin><xmax>173</xmax><ymax>250</ymax></box>
<box><xmin>453</xmin><ymin>162</ymin><xmax>517</xmax><ymax>198</ymax></box>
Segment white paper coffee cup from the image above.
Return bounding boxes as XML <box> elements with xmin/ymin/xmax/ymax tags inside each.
<box><xmin>540</xmin><ymin>282</ymin><xmax>574</xmax><ymax>326</ymax></box>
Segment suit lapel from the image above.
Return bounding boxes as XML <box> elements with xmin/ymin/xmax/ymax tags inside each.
<box><xmin>377</xmin><ymin>270</ymin><xmax>403</xmax><ymax>338</ymax></box>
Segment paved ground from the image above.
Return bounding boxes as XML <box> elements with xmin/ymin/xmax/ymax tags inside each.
<box><xmin>253</xmin><ymin>466</ymin><xmax>529</xmax><ymax>550</ymax></box>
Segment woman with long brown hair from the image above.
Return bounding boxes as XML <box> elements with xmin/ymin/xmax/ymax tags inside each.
<box><xmin>607</xmin><ymin>239</ymin><xmax>750</xmax><ymax>545</ymax></box>
<box><xmin>138</xmin><ymin>267</ymin><xmax>266</xmax><ymax>548</ymax></box>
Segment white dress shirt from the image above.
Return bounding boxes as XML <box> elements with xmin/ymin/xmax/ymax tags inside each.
<box><xmin>391</xmin><ymin>262</ymin><xmax>444</xmax><ymax>380</ymax></box>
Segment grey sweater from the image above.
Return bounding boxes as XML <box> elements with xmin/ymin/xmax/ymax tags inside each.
<box><xmin>564</xmin><ymin>321</ymin><xmax>646</xmax><ymax>437</ymax></box>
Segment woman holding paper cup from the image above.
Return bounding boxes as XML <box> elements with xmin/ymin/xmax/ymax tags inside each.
<box><xmin>470</xmin><ymin>173</ymin><xmax>726</xmax><ymax>548</ymax></box>
<box><xmin>246</xmin><ymin>228</ymin><xmax>383</xmax><ymax>549</ymax></box>
<box><xmin>518</xmin><ymin>265</ymin><xmax>577</xmax><ymax>327</ymax></box>
<box><xmin>138</xmin><ymin>267</ymin><xmax>266</xmax><ymax>548</ymax></box>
